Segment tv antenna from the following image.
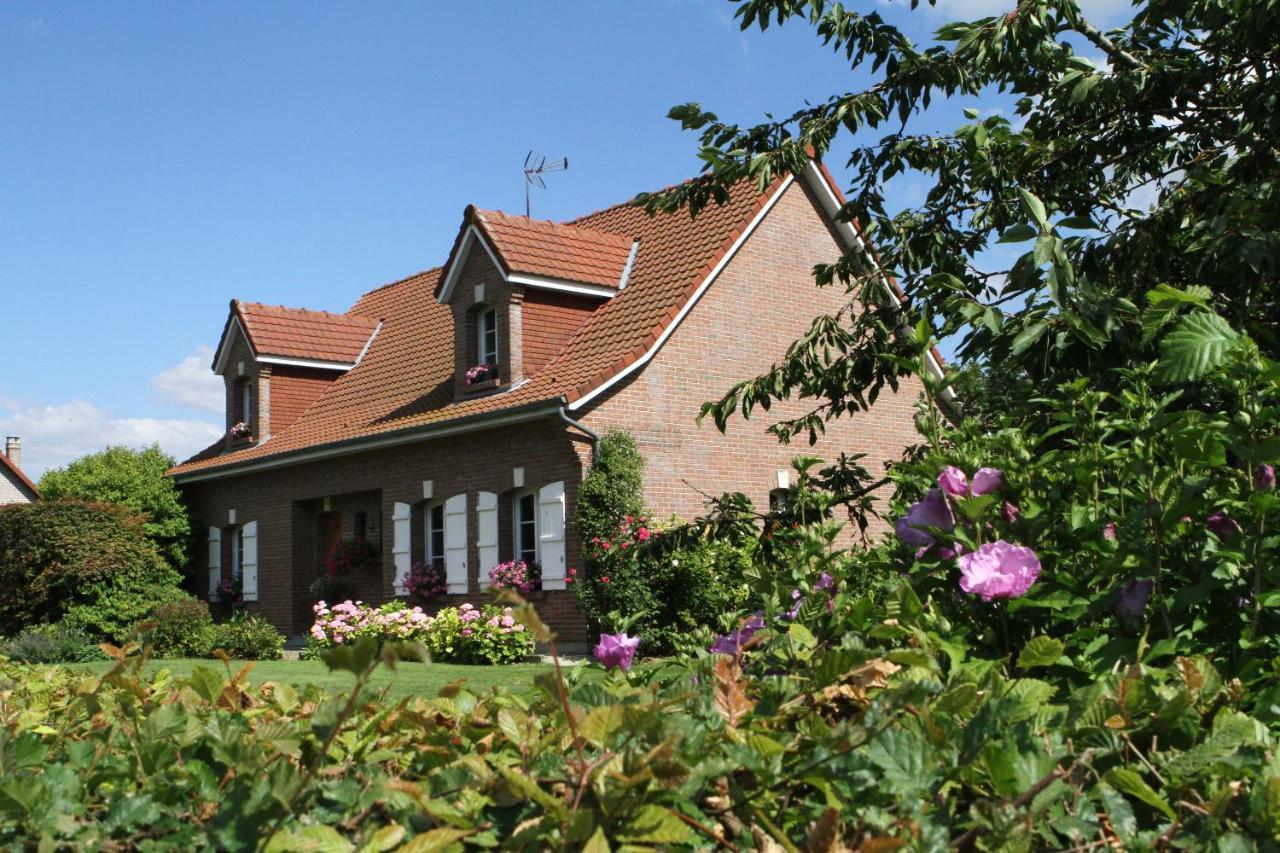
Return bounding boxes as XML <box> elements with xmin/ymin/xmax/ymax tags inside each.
<box><xmin>523</xmin><ymin>151</ymin><xmax>568</xmax><ymax>217</ymax></box>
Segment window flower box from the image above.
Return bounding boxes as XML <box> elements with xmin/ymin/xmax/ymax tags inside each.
<box><xmin>465</xmin><ymin>363</ymin><xmax>498</xmax><ymax>386</ymax></box>
<box><xmin>228</xmin><ymin>422</ymin><xmax>253</xmax><ymax>444</ymax></box>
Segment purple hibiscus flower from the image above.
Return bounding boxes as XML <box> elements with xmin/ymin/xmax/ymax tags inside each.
<box><xmin>938</xmin><ymin>466</ymin><xmax>1004</xmax><ymax>498</ymax></box>
<box><xmin>1115</xmin><ymin>578</ymin><xmax>1153</xmax><ymax>619</ymax></box>
<box><xmin>1207</xmin><ymin>510</ymin><xmax>1242</xmax><ymax>540</ymax></box>
<box><xmin>957</xmin><ymin>540</ymin><xmax>1042</xmax><ymax>601</ymax></box>
<box><xmin>710</xmin><ymin>613</ymin><xmax>766</xmax><ymax>656</ymax></box>
<box><xmin>895</xmin><ymin>488</ymin><xmax>955</xmax><ymax>549</ymax></box>
<box><xmin>593</xmin><ymin>632</ymin><xmax>640</xmax><ymax>671</ymax></box>
<box><xmin>1254</xmin><ymin>463</ymin><xmax>1275</xmax><ymax>492</ymax></box>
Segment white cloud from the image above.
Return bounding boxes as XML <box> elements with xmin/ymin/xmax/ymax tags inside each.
<box><xmin>152</xmin><ymin>345</ymin><xmax>224</xmax><ymax>413</ymax></box>
<box><xmin>0</xmin><ymin>398</ymin><xmax>221</xmax><ymax>480</ymax></box>
<box><xmin>907</xmin><ymin>0</ymin><xmax>1132</xmax><ymax>23</ymax></box>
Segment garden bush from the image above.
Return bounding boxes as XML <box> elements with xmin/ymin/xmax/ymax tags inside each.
<box><xmin>573</xmin><ymin>513</ymin><xmax>757</xmax><ymax>654</ymax></box>
<box><xmin>208</xmin><ymin>612</ymin><xmax>285</xmax><ymax>660</ymax></box>
<box><xmin>0</xmin><ymin>501</ymin><xmax>186</xmax><ymax>641</ymax></box>
<box><xmin>0</xmin><ymin>623</ymin><xmax>106</xmax><ymax>664</ymax></box>
<box><xmin>305</xmin><ymin>600</ymin><xmax>532</xmax><ymax>664</ymax></box>
<box><xmin>139</xmin><ymin>597</ymin><xmax>216</xmax><ymax>658</ymax></box>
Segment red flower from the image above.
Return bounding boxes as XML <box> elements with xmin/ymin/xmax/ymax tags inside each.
<box><xmin>601</xmin><ymin>575</ymin><xmax>610</xmax><ymax>583</ymax></box>
<box><xmin>637</xmin><ymin>527</ymin><xmax>650</xmax><ymax>541</ymax></box>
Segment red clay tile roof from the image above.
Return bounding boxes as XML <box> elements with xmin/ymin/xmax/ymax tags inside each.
<box><xmin>170</xmin><ymin>171</ymin><xmax>792</xmax><ymax>479</ymax></box>
<box><xmin>230</xmin><ymin>302</ymin><xmax>380</xmax><ymax>364</ymax></box>
<box><xmin>472</xmin><ymin>208</ymin><xmax>635</xmax><ymax>288</ymax></box>
<box><xmin>0</xmin><ymin>452</ymin><xmax>40</xmax><ymax>499</ymax></box>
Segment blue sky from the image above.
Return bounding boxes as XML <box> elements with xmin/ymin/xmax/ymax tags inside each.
<box><xmin>0</xmin><ymin>0</ymin><xmax>1128</xmax><ymax>477</ymax></box>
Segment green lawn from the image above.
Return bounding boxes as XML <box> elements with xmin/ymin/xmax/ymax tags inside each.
<box><xmin>58</xmin><ymin>658</ymin><xmax>552</xmax><ymax>699</ymax></box>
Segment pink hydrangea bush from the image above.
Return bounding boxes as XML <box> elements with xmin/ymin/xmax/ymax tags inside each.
<box><xmin>488</xmin><ymin>560</ymin><xmax>540</xmax><ymax>593</ymax></box>
<box><xmin>306</xmin><ymin>600</ymin><xmax>532</xmax><ymax>664</ymax></box>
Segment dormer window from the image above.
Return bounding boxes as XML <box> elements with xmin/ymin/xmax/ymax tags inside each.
<box><xmin>477</xmin><ymin>307</ymin><xmax>498</xmax><ymax>367</ymax></box>
<box><xmin>242</xmin><ymin>381</ymin><xmax>254</xmax><ymax>426</ymax></box>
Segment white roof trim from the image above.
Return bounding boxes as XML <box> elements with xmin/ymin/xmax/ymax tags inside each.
<box><xmin>568</xmin><ymin>174</ymin><xmax>796</xmax><ymax>411</ymax></box>
<box><xmin>354</xmin><ymin>320</ymin><xmax>383</xmax><ymax>366</ymax></box>
<box><xmin>257</xmin><ymin>355</ymin><xmax>355</xmax><ymax>371</ymax></box>
<box><xmin>437</xmin><ymin>222</ymin><xmax>619</xmax><ymax>303</ymax></box>
<box><xmin>505</xmin><ymin>273</ymin><xmax>617</xmax><ymax>298</ymax></box>
<box><xmin>617</xmin><ymin>240</ymin><xmax>640</xmax><ymax>290</ymax></box>
<box><xmin>437</xmin><ymin>224</ymin><xmax>504</xmax><ymax>304</ymax></box>
<box><xmin>212</xmin><ymin>316</ymin><xmax>250</xmax><ymax>376</ymax></box>
<box><xmin>799</xmin><ymin>161</ymin><xmax>951</xmax><ymax>398</ymax></box>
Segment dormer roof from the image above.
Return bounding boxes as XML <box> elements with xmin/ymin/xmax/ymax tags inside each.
<box><xmin>212</xmin><ymin>301</ymin><xmax>382</xmax><ymax>374</ymax></box>
<box><xmin>436</xmin><ymin>206</ymin><xmax>638</xmax><ymax>302</ymax></box>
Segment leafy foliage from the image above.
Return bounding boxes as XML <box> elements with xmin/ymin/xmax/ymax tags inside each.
<box><xmin>0</xmin><ymin>623</ymin><xmax>106</xmax><ymax>664</ymax></box>
<box><xmin>575</xmin><ymin>429</ymin><xmax>644</xmax><ymax>547</ymax></box>
<box><xmin>139</xmin><ymin>597</ymin><xmax>217</xmax><ymax>659</ymax></box>
<box><xmin>38</xmin><ymin>444</ymin><xmax>193</xmax><ymax>569</ymax></box>
<box><xmin>0</xmin><ymin>501</ymin><xmax>186</xmax><ymax>641</ymax></box>
<box><xmin>208</xmin><ymin>612</ymin><xmax>285</xmax><ymax>660</ymax></box>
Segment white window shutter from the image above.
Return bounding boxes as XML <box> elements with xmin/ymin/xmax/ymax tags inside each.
<box><xmin>477</xmin><ymin>491</ymin><xmax>498</xmax><ymax>581</ymax></box>
<box><xmin>392</xmin><ymin>501</ymin><xmax>412</xmax><ymax>595</ymax></box>
<box><xmin>207</xmin><ymin>526</ymin><xmax>222</xmax><ymax>600</ymax></box>
<box><xmin>444</xmin><ymin>493</ymin><xmax>468</xmax><ymax>594</ymax></box>
<box><xmin>240</xmin><ymin>521</ymin><xmax>259</xmax><ymax>602</ymax></box>
<box><xmin>538</xmin><ymin>481</ymin><xmax>566</xmax><ymax>589</ymax></box>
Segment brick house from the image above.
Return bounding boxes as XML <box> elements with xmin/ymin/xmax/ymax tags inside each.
<box><xmin>0</xmin><ymin>437</ymin><xmax>38</xmax><ymax>506</ymax></box>
<box><xmin>168</xmin><ymin>161</ymin><xmax>939</xmax><ymax>643</ymax></box>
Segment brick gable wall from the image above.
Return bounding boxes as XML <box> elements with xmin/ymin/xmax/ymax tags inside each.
<box><xmin>579</xmin><ymin>179</ymin><xmax>924</xmax><ymax>533</ymax></box>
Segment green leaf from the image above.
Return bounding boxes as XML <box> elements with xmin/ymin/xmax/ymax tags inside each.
<box><xmin>1096</xmin><ymin>783</ymin><xmax>1137</xmax><ymax>846</ymax></box>
<box><xmin>1154</xmin><ymin>311</ymin><xmax>1240</xmax><ymax>384</ymax></box>
<box><xmin>358</xmin><ymin>825</ymin><xmax>406</xmax><ymax>853</ymax></box>
<box><xmin>1018</xmin><ymin>188</ymin><xmax>1048</xmax><ymax>228</ymax></box>
<box><xmin>264</xmin><ymin>825</ymin><xmax>354</xmax><ymax>853</ymax></box>
<box><xmin>1017</xmin><ymin>636</ymin><xmax>1066</xmax><ymax>669</ymax></box>
<box><xmin>619</xmin><ymin>805</ymin><xmax>693</xmax><ymax>845</ymax></box>
<box><xmin>1104</xmin><ymin>768</ymin><xmax>1176</xmax><ymax>820</ymax></box>
<box><xmin>997</xmin><ymin>223</ymin><xmax>1038</xmax><ymax>243</ymax></box>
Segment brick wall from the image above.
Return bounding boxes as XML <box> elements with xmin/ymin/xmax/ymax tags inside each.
<box><xmin>521</xmin><ymin>289</ymin><xmax>599</xmax><ymax>376</ymax></box>
<box><xmin>181</xmin><ymin>417</ymin><xmax>591</xmax><ymax>641</ymax></box>
<box><xmin>580</xmin><ymin>179</ymin><xmax>925</xmax><ymax>535</ymax></box>
<box><xmin>0</xmin><ymin>467</ymin><xmax>35</xmax><ymax>505</ymax></box>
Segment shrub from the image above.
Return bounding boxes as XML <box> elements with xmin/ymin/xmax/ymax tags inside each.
<box><xmin>575</xmin><ymin>430</ymin><xmax>644</xmax><ymax>547</ymax></box>
<box><xmin>574</xmin><ymin>513</ymin><xmax>756</xmax><ymax>654</ymax></box>
<box><xmin>140</xmin><ymin>597</ymin><xmax>215</xmax><ymax>658</ymax></box>
<box><xmin>308</xmin><ymin>574</ymin><xmax>357</xmax><ymax>605</ymax></box>
<box><xmin>37</xmin><ymin>444</ymin><xmax>193</xmax><ymax>569</ymax></box>
<box><xmin>0</xmin><ymin>501</ymin><xmax>186</xmax><ymax>641</ymax></box>
<box><xmin>0</xmin><ymin>623</ymin><xmax>106</xmax><ymax>664</ymax></box>
<box><xmin>304</xmin><ymin>600</ymin><xmax>531</xmax><ymax>664</ymax></box>
<box><xmin>209</xmin><ymin>612</ymin><xmax>284</xmax><ymax>660</ymax></box>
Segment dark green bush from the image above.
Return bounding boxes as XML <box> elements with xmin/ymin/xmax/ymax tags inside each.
<box><xmin>0</xmin><ymin>623</ymin><xmax>106</xmax><ymax>664</ymax></box>
<box><xmin>209</xmin><ymin>612</ymin><xmax>285</xmax><ymax>660</ymax></box>
<box><xmin>0</xmin><ymin>501</ymin><xmax>185</xmax><ymax>641</ymax></box>
<box><xmin>575</xmin><ymin>430</ymin><xmax>644</xmax><ymax>547</ymax></box>
<box><xmin>140</xmin><ymin>597</ymin><xmax>215</xmax><ymax>658</ymax></box>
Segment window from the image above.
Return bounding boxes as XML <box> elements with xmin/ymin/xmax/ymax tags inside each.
<box><xmin>769</xmin><ymin>488</ymin><xmax>790</xmax><ymax>515</ymax></box>
<box><xmin>514</xmin><ymin>491</ymin><xmax>538</xmax><ymax>565</ymax></box>
<box><xmin>231</xmin><ymin>526</ymin><xmax>244</xmax><ymax>583</ymax></box>
<box><xmin>477</xmin><ymin>307</ymin><xmax>497</xmax><ymax>366</ymax></box>
<box><xmin>242</xmin><ymin>381</ymin><xmax>253</xmax><ymax>424</ymax></box>
<box><xmin>425</xmin><ymin>503</ymin><xmax>445</xmax><ymax>566</ymax></box>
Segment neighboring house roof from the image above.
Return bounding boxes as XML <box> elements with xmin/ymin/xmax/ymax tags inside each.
<box><xmin>170</xmin><ymin>162</ymin><xmax>941</xmax><ymax>482</ymax></box>
<box><xmin>212</xmin><ymin>301</ymin><xmax>381</xmax><ymax>371</ymax></box>
<box><xmin>0</xmin><ymin>452</ymin><xmax>39</xmax><ymax>500</ymax></box>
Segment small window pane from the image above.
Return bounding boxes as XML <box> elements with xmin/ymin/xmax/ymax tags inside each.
<box><xmin>517</xmin><ymin>493</ymin><xmax>537</xmax><ymax>564</ymax></box>
<box><xmin>478</xmin><ymin>309</ymin><xmax>497</xmax><ymax>365</ymax></box>
<box><xmin>427</xmin><ymin>504</ymin><xmax>445</xmax><ymax>565</ymax></box>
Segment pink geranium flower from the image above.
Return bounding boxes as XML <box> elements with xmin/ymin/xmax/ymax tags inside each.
<box><xmin>957</xmin><ymin>540</ymin><xmax>1042</xmax><ymax>601</ymax></box>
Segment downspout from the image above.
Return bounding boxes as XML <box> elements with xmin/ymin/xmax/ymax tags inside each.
<box><xmin>558</xmin><ymin>404</ymin><xmax>600</xmax><ymax>461</ymax></box>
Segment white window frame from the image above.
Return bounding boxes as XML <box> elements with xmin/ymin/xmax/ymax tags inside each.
<box><xmin>424</xmin><ymin>501</ymin><xmax>445</xmax><ymax>566</ymax></box>
<box><xmin>477</xmin><ymin>307</ymin><xmax>498</xmax><ymax>366</ymax></box>
<box><xmin>513</xmin><ymin>489</ymin><xmax>538</xmax><ymax>565</ymax></box>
